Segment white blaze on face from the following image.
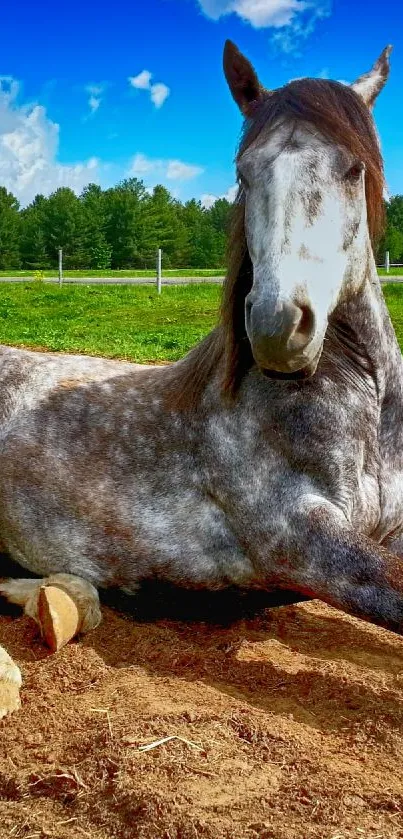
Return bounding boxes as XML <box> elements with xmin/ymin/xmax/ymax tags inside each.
<box><xmin>239</xmin><ymin>122</ymin><xmax>369</xmax><ymax>358</ymax></box>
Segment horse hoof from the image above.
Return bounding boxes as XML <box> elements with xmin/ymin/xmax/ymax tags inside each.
<box><xmin>37</xmin><ymin>585</ymin><xmax>80</xmax><ymax>653</ymax></box>
<box><xmin>0</xmin><ymin>646</ymin><xmax>22</xmax><ymax>719</ymax></box>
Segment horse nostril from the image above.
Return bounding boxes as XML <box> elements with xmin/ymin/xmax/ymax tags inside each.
<box><xmin>286</xmin><ymin>304</ymin><xmax>315</xmax><ymax>352</ymax></box>
<box><xmin>246</xmin><ymin>296</ymin><xmax>316</xmax><ymax>360</ymax></box>
<box><xmin>297</xmin><ymin>305</ymin><xmax>315</xmax><ymax>340</ymax></box>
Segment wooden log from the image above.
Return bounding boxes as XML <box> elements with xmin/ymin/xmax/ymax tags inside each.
<box><xmin>0</xmin><ymin>646</ymin><xmax>22</xmax><ymax>719</ymax></box>
<box><xmin>37</xmin><ymin>585</ymin><xmax>80</xmax><ymax>653</ymax></box>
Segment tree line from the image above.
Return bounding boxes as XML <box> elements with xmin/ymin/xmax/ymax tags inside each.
<box><xmin>381</xmin><ymin>196</ymin><xmax>403</xmax><ymax>265</ymax></box>
<box><xmin>0</xmin><ymin>179</ymin><xmax>232</xmax><ymax>271</ymax></box>
<box><xmin>0</xmin><ymin>178</ymin><xmax>402</xmax><ymax>271</ymax></box>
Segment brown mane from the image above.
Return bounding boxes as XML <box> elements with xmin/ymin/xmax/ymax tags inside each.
<box><xmin>168</xmin><ymin>79</ymin><xmax>385</xmax><ymax>411</ymax></box>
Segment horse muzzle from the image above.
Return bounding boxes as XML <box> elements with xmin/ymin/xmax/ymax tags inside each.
<box><xmin>245</xmin><ymin>296</ymin><xmax>320</xmax><ymax>376</ymax></box>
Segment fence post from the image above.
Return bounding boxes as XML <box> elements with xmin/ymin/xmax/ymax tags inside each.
<box><xmin>385</xmin><ymin>250</ymin><xmax>390</xmax><ymax>274</ymax></box>
<box><xmin>156</xmin><ymin>248</ymin><xmax>162</xmax><ymax>294</ymax></box>
<box><xmin>58</xmin><ymin>248</ymin><xmax>63</xmax><ymax>286</ymax></box>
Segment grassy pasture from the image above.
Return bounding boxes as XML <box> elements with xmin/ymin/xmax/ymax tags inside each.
<box><xmin>0</xmin><ymin>281</ymin><xmax>402</xmax><ymax>363</ymax></box>
<box><xmin>0</xmin><ymin>282</ymin><xmax>221</xmax><ymax>362</ymax></box>
<box><xmin>382</xmin><ymin>283</ymin><xmax>403</xmax><ymax>346</ymax></box>
<box><xmin>378</xmin><ymin>268</ymin><xmax>403</xmax><ymax>276</ymax></box>
<box><xmin>0</xmin><ymin>267</ymin><xmax>401</xmax><ymax>279</ymax></box>
<box><xmin>0</xmin><ymin>269</ymin><xmax>225</xmax><ymax>279</ymax></box>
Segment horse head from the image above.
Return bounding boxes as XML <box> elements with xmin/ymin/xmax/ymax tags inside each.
<box><xmin>223</xmin><ymin>41</ymin><xmax>391</xmax><ymax>380</ymax></box>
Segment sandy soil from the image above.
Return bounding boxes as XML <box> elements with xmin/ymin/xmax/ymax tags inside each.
<box><xmin>1</xmin><ymin>585</ymin><xmax>403</xmax><ymax>839</ymax></box>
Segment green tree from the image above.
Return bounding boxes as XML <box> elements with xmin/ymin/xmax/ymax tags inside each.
<box><xmin>42</xmin><ymin>187</ymin><xmax>85</xmax><ymax>268</ymax></box>
<box><xmin>207</xmin><ymin>197</ymin><xmax>233</xmax><ymax>266</ymax></box>
<box><xmin>387</xmin><ymin>195</ymin><xmax>403</xmax><ymax>235</ymax></box>
<box><xmin>181</xmin><ymin>199</ymin><xmax>223</xmax><ymax>268</ymax></box>
<box><xmin>104</xmin><ymin>178</ymin><xmax>149</xmax><ymax>268</ymax></box>
<box><xmin>384</xmin><ymin>226</ymin><xmax>403</xmax><ymax>263</ymax></box>
<box><xmin>146</xmin><ymin>186</ymin><xmax>188</xmax><ymax>267</ymax></box>
<box><xmin>208</xmin><ymin>198</ymin><xmax>233</xmax><ymax>236</ymax></box>
<box><xmin>80</xmin><ymin>184</ymin><xmax>112</xmax><ymax>269</ymax></box>
<box><xmin>20</xmin><ymin>195</ymin><xmax>49</xmax><ymax>269</ymax></box>
<box><xmin>0</xmin><ymin>187</ymin><xmax>20</xmax><ymax>269</ymax></box>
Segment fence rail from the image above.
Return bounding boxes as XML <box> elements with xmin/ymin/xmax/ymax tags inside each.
<box><xmin>0</xmin><ymin>250</ymin><xmax>402</xmax><ymax>288</ymax></box>
<box><xmin>379</xmin><ymin>251</ymin><xmax>403</xmax><ymax>273</ymax></box>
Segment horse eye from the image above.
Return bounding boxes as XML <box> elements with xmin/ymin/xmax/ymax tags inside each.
<box><xmin>345</xmin><ymin>162</ymin><xmax>364</xmax><ymax>183</ymax></box>
<box><xmin>237</xmin><ymin>172</ymin><xmax>249</xmax><ymax>190</ymax></box>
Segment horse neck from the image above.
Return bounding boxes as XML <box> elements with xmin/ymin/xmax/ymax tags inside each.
<box><xmin>327</xmin><ymin>260</ymin><xmax>403</xmax><ymax>407</ymax></box>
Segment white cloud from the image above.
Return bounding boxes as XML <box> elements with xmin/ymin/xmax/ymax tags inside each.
<box><xmin>196</xmin><ymin>0</ymin><xmax>331</xmax><ymax>51</ymax></box>
<box><xmin>129</xmin><ymin>153</ymin><xmax>203</xmax><ymax>183</ymax></box>
<box><xmin>150</xmin><ymin>83</ymin><xmax>170</xmax><ymax>108</ymax></box>
<box><xmin>0</xmin><ymin>77</ymin><xmax>103</xmax><ymax>206</ymax></box>
<box><xmin>129</xmin><ymin>70</ymin><xmax>153</xmax><ymax>90</ymax></box>
<box><xmin>200</xmin><ymin>194</ymin><xmax>218</xmax><ymax>209</ymax></box>
<box><xmin>128</xmin><ymin>70</ymin><xmax>170</xmax><ymax>108</ymax></box>
<box><xmin>199</xmin><ymin>0</ymin><xmax>302</xmax><ymax>27</ymax></box>
<box><xmin>84</xmin><ymin>83</ymin><xmax>106</xmax><ymax>117</ymax></box>
<box><xmin>201</xmin><ymin>184</ymin><xmax>238</xmax><ymax>208</ymax></box>
<box><xmin>166</xmin><ymin>160</ymin><xmax>203</xmax><ymax>180</ymax></box>
<box><xmin>130</xmin><ymin>153</ymin><xmax>156</xmax><ymax>175</ymax></box>
<box><xmin>88</xmin><ymin>95</ymin><xmax>101</xmax><ymax>114</ymax></box>
<box><xmin>272</xmin><ymin>0</ymin><xmax>331</xmax><ymax>52</ymax></box>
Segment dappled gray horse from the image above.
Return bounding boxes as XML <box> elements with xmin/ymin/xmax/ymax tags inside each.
<box><xmin>0</xmin><ymin>42</ymin><xmax>402</xmax><ymax>699</ymax></box>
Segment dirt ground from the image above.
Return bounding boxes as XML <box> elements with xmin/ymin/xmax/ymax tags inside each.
<box><xmin>1</xmin><ymin>584</ymin><xmax>403</xmax><ymax>839</ymax></box>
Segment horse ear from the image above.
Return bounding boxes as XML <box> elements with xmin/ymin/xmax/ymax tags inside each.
<box><xmin>223</xmin><ymin>40</ymin><xmax>265</xmax><ymax>117</ymax></box>
<box><xmin>351</xmin><ymin>45</ymin><xmax>392</xmax><ymax>109</ymax></box>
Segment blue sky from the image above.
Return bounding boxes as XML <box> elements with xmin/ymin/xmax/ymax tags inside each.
<box><xmin>0</xmin><ymin>0</ymin><xmax>401</xmax><ymax>207</ymax></box>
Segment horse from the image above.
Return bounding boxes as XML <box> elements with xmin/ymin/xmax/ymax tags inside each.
<box><xmin>0</xmin><ymin>40</ymin><xmax>402</xmax><ymax>714</ymax></box>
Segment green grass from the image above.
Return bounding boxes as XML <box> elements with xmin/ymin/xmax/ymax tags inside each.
<box><xmin>0</xmin><ymin>282</ymin><xmax>221</xmax><ymax>362</ymax></box>
<box><xmin>0</xmin><ymin>281</ymin><xmax>403</xmax><ymax>364</ymax></box>
<box><xmin>0</xmin><ymin>268</ymin><xmax>225</xmax><ymax>279</ymax></box>
<box><xmin>381</xmin><ymin>283</ymin><xmax>403</xmax><ymax>349</ymax></box>
<box><xmin>378</xmin><ymin>267</ymin><xmax>403</xmax><ymax>276</ymax></box>
<box><xmin>0</xmin><ymin>267</ymin><xmax>401</xmax><ymax>279</ymax></box>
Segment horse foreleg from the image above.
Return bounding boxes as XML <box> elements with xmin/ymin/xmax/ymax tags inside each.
<box><xmin>278</xmin><ymin>503</ymin><xmax>403</xmax><ymax>632</ymax></box>
<box><xmin>0</xmin><ymin>573</ymin><xmax>102</xmax><ymax>652</ymax></box>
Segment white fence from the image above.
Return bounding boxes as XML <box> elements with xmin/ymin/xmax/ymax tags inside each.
<box><xmin>57</xmin><ymin>247</ymin><xmax>164</xmax><ymax>291</ymax></box>
<box><xmin>381</xmin><ymin>251</ymin><xmax>403</xmax><ymax>274</ymax></box>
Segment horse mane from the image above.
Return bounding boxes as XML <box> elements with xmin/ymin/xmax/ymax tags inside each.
<box><xmin>167</xmin><ymin>78</ymin><xmax>385</xmax><ymax>412</ymax></box>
